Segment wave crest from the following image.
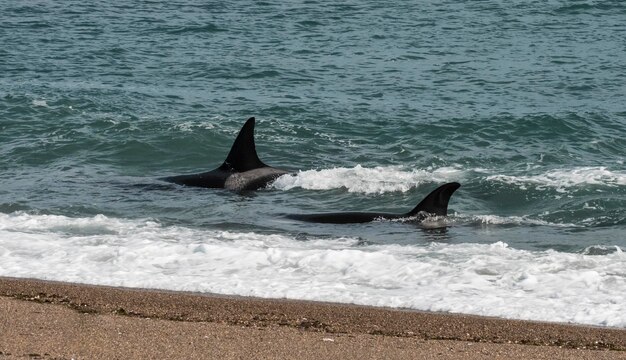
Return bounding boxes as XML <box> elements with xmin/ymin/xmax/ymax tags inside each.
<box><xmin>487</xmin><ymin>167</ymin><xmax>626</xmax><ymax>189</ymax></box>
<box><xmin>271</xmin><ymin>165</ymin><xmax>464</xmax><ymax>194</ymax></box>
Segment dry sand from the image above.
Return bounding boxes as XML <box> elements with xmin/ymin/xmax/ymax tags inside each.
<box><xmin>1</xmin><ymin>277</ymin><xmax>624</xmax><ymax>359</ymax></box>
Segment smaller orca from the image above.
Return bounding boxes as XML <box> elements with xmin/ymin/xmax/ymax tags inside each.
<box><xmin>287</xmin><ymin>182</ymin><xmax>460</xmax><ymax>224</ymax></box>
<box><xmin>164</xmin><ymin>117</ymin><xmax>288</xmax><ymax>191</ymax></box>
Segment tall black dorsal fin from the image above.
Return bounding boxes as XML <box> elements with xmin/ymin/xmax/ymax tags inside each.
<box><xmin>220</xmin><ymin>117</ymin><xmax>267</xmax><ymax>172</ymax></box>
<box><xmin>406</xmin><ymin>182</ymin><xmax>460</xmax><ymax>217</ymax></box>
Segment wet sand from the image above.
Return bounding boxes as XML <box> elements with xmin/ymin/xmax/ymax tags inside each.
<box><xmin>1</xmin><ymin>277</ymin><xmax>624</xmax><ymax>359</ymax></box>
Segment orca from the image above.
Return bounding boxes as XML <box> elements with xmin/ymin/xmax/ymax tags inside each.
<box><xmin>164</xmin><ymin>117</ymin><xmax>289</xmax><ymax>191</ymax></box>
<box><xmin>286</xmin><ymin>182</ymin><xmax>460</xmax><ymax>224</ymax></box>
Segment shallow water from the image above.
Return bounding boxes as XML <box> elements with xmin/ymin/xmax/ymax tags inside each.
<box><xmin>1</xmin><ymin>1</ymin><xmax>625</xmax><ymax>327</ymax></box>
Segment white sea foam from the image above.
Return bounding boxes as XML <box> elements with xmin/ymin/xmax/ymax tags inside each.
<box><xmin>1</xmin><ymin>212</ymin><xmax>624</xmax><ymax>327</ymax></box>
<box><xmin>459</xmin><ymin>214</ymin><xmax>580</xmax><ymax>228</ymax></box>
<box><xmin>487</xmin><ymin>167</ymin><xmax>626</xmax><ymax>189</ymax></box>
<box><xmin>271</xmin><ymin>165</ymin><xmax>625</xmax><ymax>194</ymax></box>
<box><xmin>174</xmin><ymin>121</ymin><xmax>217</xmax><ymax>132</ymax></box>
<box><xmin>272</xmin><ymin>165</ymin><xmax>464</xmax><ymax>193</ymax></box>
<box><xmin>32</xmin><ymin>99</ymin><xmax>49</xmax><ymax>107</ymax></box>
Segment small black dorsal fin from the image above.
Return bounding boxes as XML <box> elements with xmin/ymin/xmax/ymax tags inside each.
<box><xmin>220</xmin><ymin>117</ymin><xmax>267</xmax><ymax>172</ymax></box>
<box><xmin>407</xmin><ymin>182</ymin><xmax>461</xmax><ymax>217</ymax></box>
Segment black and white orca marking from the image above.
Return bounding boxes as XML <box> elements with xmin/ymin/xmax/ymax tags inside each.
<box><xmin>164</xmin><ymin>117</ymin><xmax>288</xmax><ymax>191</ymax></box>
<box><xmin>287</xmin><ymin>182</ymin><xmax>460</xmax><ymax>224</ymax></box>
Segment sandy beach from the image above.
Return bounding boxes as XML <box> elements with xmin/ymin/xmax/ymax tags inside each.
<box><xmin>0</xmin><ymin>277</ymin><xmax>624</xmax><ymax>359</ymax></box>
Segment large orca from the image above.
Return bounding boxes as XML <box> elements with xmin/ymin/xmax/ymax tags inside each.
<box><xmin>287</xmin><ymin>182</ymin><xmax>460</xmax><ymax>224</ymax></box>
<box><xmin>164</xmin><ymin>117</ymin><xmax>288</xmax><ymax>191</ymax></box>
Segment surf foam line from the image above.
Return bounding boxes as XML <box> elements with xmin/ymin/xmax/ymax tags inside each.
<box><xmin>1</xmin><ymin>212</ymin><xmax>624</xmax><ymax>327</ymax></box>
<box><xmin>454</xmin><ymin>213</ymin><xmax>581</xmax><ymax>228</ymax></box>
<box><xmin>271</xmin><ymin>165</ymin><xmax>626</xmax><ymax>194</ymax></box>
<box><xmin>271</xmin><ymin>165</ymin><xmax>465</xmax><ymax>194</ymax></box>
<box><xmin>487</xmin><ymin>166</ymin><xmax>626</xmax><ymax>189</ymax></box>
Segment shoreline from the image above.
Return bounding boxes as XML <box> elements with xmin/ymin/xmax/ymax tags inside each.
<box><xmin>1</xmin><ymin>276</ymin><xmax>625</xmax><ymax>359</ymax></box>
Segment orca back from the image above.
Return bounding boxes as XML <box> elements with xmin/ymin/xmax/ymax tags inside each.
<box><xmin>286</xmin><ymin>212</ymin><xmax>393</xmax><ymax>224</ymax></box>
<box><xmin>164</xmin><ymin>117</ymin><xmax>287</xmax><ymax>189</ymax></box>
<box><xmin>286</xmin><ymin>183</ymin><xmax>461</xmax><ymax>224</ymax></box>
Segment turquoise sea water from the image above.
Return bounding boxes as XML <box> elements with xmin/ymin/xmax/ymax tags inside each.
<box><xmin>1</xmin><ymin>1</ymin><xmax>625</xmax><ymax>326</ymax></box>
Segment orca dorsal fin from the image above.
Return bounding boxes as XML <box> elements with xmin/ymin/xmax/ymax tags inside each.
<box><xmin>220</xmin><ymin>117</ymin><xmax>267</xmax><ymax>172</ymax></box>
<box><xmin>407</xmin><ymin>182</ymin><xmax>461</xmax><ymax>217</ymax></box>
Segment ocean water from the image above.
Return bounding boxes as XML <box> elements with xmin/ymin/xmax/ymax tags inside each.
<box><xmin>1</xmin><ymin>1</ymin><xmax>625</xmax><ymax>327</ymax></box>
